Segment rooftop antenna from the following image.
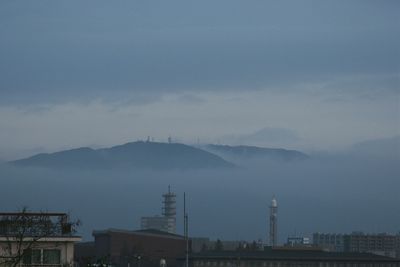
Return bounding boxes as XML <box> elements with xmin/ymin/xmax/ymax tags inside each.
<box><xmin>184</xmin><ymin>192</ymin><xmax>189</xmax><ymax>267</ymax></box>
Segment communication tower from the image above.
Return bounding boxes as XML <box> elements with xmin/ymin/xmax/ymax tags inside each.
<box><xmin>162</xmin><ymin>185</ymin><xmax>176</xmax><ymax>233</ymax></box>
<box><xmin>269</xmin><ymin>196</ymin><xmax>278</xmax><ymax>246</ymax></box>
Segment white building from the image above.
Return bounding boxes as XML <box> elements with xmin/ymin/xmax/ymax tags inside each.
<box><xmin>0</xmin><ymin>212</ymin><xmax>81</xmax><ymax>267</ymax></box>
<box><xmin>141</xmin><ymin>187</ymin><xmax>177</xmax><ymax>234</ymax></box>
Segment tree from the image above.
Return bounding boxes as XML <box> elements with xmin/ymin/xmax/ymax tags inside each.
<box><xmin>0</xmin><ymin>208</ymin><xmax>80</xmax><ymax>267</ymax></box>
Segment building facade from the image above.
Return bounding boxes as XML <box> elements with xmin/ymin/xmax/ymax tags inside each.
<box><xmin>75</xmin><ymin>228</ymin><xmax>187</xmax><ymax>267</ymax></box>
<box><xmin>179</xmin><ymin>249</ymin><xmax>400</xmax><ymax>267</ymax></box>
<box><xmin>313</xmin><ymin>232</ymin><xmax>400</xmax><ymax>258</ymax></box>
<box><xmin>141</xmin><ymin>187</ymin><xmax>177</xmax><ymax>234</ymax></box>
<box><xmin>313</xmin><ymin>233</ymin><xmax>344</xmax><ymax>252</ymax></box>
<box><xmin>0</xmin><ymin>212</ymin><xmax>81</xmax><ymax>267</ymax></box>
<box><xmin>285</xmin><ymin>237</ymin><xmax>311</xmax><ymax>248</ymax></box>
<box><xmin>141</xmin><ymin>216</ymin><xmax>171</xmax><ymax>233</ymax></box>
<box><xmin>343</xmin><ymin>232</ymin><xmax>400</xmax><ymax>258</ymax></box>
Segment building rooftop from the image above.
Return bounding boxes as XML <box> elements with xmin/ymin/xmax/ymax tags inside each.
<box><xmin>92</xmin><ymin>228</ymin><xmax>185</xmax><ymax>239</ymax></box>
<box><xmin>0</xmin><ymin>211</ymin><xmax>79</xmax><ymax>238</ymax></box>
<box><xmin>186</xmin><ymin>249</ymin><xmax>400</xmax><ymax>262</ymax></box>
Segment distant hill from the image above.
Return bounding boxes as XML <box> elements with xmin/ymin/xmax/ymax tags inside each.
<box><xmin>11</xmin><ymin>141</ymin><xmax>234</xmax><ymax>170</ymax></box>
<box><xmin>351</xmin><ymin>135</ymin><xmax>400</xmax><ymax>159</ymax></box>
<box><xmin>204</xmin><ymin>144</ymin><xmax>308</xmax><ymax>162</ymax></box>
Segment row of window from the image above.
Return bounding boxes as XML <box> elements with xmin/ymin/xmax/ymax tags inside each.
<box><xmin>23</xmin><ymin>249</ymin><xmax>61</xmax><ymax>265</ymax></box>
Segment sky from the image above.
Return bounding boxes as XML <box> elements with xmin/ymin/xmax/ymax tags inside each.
<box><xmin>0</xmin><ymin>0</ymin><xmax>399</xmax><ymax>160</ymax></box>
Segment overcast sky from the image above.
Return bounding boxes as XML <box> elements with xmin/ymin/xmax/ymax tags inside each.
<box><xmin>0</xmin><ymin>0</ymin><xmax>399</xmax><ymax>160</ymax></box>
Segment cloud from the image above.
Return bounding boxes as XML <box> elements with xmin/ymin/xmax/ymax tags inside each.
<box><xmin>0</xmin><ymin>1</ymin><xmax>398</xmax><ymax>104</ymax></box>
<box><xmin>176</xmin><ymin>94</ymin><xmax>206</xmax><ymax>104</ymax></box>
<box><xmin>220</xmin><ymin>127</ymin><xmax>301</xmax><ymax>148</ymax></box>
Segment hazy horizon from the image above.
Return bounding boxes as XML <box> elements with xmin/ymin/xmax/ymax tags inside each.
<box><xmin>0</xmin><ymin>0</ymin><xmax>399</xmax><ymax>247</ymax></box>
<box><xmin>0</xmin><ymin>0</ymin><xmax>399</xmax><ymax>161</ymax></box>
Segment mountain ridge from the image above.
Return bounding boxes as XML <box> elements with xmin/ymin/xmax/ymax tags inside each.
<box><xmin>203</xmin><ymin>144</ymin><xmax>308</xmax><ymax>162</ymax></box>
<box><xmin>11</xmin><ymin>141</ymin><xmax>234</xmax><ymax>170</ymax></box>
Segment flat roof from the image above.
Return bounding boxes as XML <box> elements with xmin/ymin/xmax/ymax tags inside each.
<box><xmin>185</xmin><ymin>250</ymin><xmax>400</xmax><ymax>262</ymax></box>
<box><xmin>92</xmin><ymin>228</ymin><xmax>185</xmax><ymax>240</ymax></box>
<box><xmin>0</xmin><ymin>212</ymin><xmax>67</xmax><ymax>216</ymax></box>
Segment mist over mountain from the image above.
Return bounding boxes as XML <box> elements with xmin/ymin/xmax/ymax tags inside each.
<box><xmin>10</xmin><ymin>141</ymin><xmax>234</xmax><ymax>170</ymax></box>
<box><xmin>220</xmin><ymin>127</ymin><xmax>301</xmax><ymax>148</ymax></box>
<box><xmin>1</xmin><ymin>148</ymin><xmax>399</xmax><ymax>242</ymax></box>
<box><xmin>204</xmin><ymin>144</ymin><xmax>308</xmax><ymax>163</ymax></box>
<box><xmin>350</xmin><ymin>135</ymin><xmax>400</xmax><ymax>159</ymax></box>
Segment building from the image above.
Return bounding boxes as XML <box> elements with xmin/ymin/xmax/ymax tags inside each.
<box><xmin>285</xmin><ymin>237</ymin><xmax>311</xmax><ymax>248</ymax></box>
<box><xmin>191</xmin><ymin>238</ymin><xmax>257</xmax><ymax>252</ymax></box>
<box><xmin>141</xmin><ymin>216</ymin><xmax>171</xmax><ymax>233</ymax></box>
<box><xmin>0</xmin><ymin>212</ymin><xmax>81</xmax><ymax>267</ymax></box>
<box><xmin>75</xmin><ymin>228</ymin><xmax>187</xmax><ymax>267</ymax></box>
<box><xmin>178</xmin><ymin>248</ymin><xmax>400</xmax><ymax>267</ymax></box>
<box><xmin>141</xmin><ymin>187</ymin><xmax>177</xmax><ymax>234</ymax></box>
<box><xmin>313</xmin><ymin>233</ymin><xmax>344</xmax><ymax>252</ymax></box>
<box><xmin>343</xmin><ymin>232</ymin><xmax>400</xmax><ymax>258</ymax></box>
<box><xmin>313</xmin><ymin>232</ymin><xmax>400</xmax><ymax>258</ymax></box>
<box><xmin>269</xmin><ymin>197</ymin><xmax>278</xmax><ymax>246</ymax></box>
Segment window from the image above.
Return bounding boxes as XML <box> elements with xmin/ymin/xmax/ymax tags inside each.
<box><xmin>43</xmin><ymin>249</ymin><xmax>61</xmax><ymax>264</ymax></box>
<box><xmin>22</xmin><ymin>249</ymin><xmax>41</xmax><ymax>265</ymax></box>
<box><xmin>22</xmin><ymin>248</ymin><xmax>61</xmax><ymax>265</ymax></box>
<box><xmin>32</xmin><ymin>250</ymin><xmax>41</xmax><ymax>264</ymax></box>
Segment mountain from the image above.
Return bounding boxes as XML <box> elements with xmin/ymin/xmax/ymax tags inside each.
<box><xmin>203</xmin><ymin>144</ymin><xmax>308</xmax><ymax>162</ymax></box>
<box><xmin>351</xmin><ymin>135</ymin><xmax>400</xmax><ymax>159</ymax></box>
<box><xmin>10</xmin><ymin>141</ymin><xmax>234</xmax><ymax>170</ymax></box>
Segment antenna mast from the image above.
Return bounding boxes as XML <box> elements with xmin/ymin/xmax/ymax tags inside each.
<box><xmin>184</xmin><ymin>192</ymin><xmax>189</xmax><ymax>267</ymax></box>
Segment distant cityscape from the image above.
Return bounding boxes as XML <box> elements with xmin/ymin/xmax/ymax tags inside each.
<box><xmin>77</xmin><ymin>187</ymin><xmax>400</xmax><ymax>266</ymax></box>
<box><xmin>1</xmin><ymin>187</ymin><xmax>400</xmax><ymax>266</ymax></box>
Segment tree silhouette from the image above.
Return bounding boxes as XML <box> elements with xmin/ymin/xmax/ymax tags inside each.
<box><xmin>0</xmin><ymin>208</ymin><xmax>80</xmax><ymax>267</ymax></box>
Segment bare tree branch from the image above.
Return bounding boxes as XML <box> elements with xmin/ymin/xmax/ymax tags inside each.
<box><xmin>0</xmin><ymin>208</ymin><xmax>80</xmax><ymax>267</ymax></box>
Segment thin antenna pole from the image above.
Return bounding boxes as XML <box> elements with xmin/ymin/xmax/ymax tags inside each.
<box><xmin>184</xmin><ymin>192</ymin><xmax>189</xmax><ymax>267</ymax></box>
<box><xmin>184</xmin><ymin>193</ymin><xmax>186</xmax><ymax>237</ymax></box>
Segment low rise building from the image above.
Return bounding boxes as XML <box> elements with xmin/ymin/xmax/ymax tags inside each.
<box><xmin>313</xmin><ymin>232</ymin><xmax>400</xmax><ymax>258</ymax></box>
<box><xmin>75</xmin><ymin>228</ymin><xmax>187</xmax><ymax>267</ymax></box>
<box><xmin>344</xmin><ymin>232</ymin><xmax>400</xmax><ymax>258</ymax></box>
<box><xmin>0</xmin><ymin>212</ymin><xmax>81</xmax><ymax>267</ymax></box>
<box><xmin>141</xmin><ymin>216</ymin><xmax>172</xmax><ymax>233</ymax></box>
<box><xmin>179</xmin><ymin>248</ymin><xmax>400</xmax><ymax>267</ymax></box>
<box><xmin>285</xmin><ymin>237</ymin><xmax>311</xmax><ymax>248</ymax></box>
<box><xmin>313</xmin><ymin>233</ymin><xmax>344</xmax><ymax>252</ymax></box>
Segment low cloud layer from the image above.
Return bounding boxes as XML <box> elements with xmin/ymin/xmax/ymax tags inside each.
<box><xmin>0</xmin><ymin>1</ymin><xmax>398</xmax><ymax>158</ymax></box>
<box><xmin>0</xmin><ymin>1</ymin><xmax>399</xmax><ymax>104</ymax></box>
<box><xmin>0</xmin><ymin>89</ymin><xmax>398</xmax><ymax>160</ymax></box>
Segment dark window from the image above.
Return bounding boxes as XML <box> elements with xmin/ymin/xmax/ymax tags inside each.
<box><xmin>43</xmin><ymin>249</ymin><xmax>61</xmax><ymax>264</ymax></box>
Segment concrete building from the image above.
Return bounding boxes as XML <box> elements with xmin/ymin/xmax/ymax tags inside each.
<box><xmin>141</xmin><ymin>187</ymin><xmax>177</xmax><ymax>234</ymax></box>
<box><xmin>191</xmin><ymin>238</ymin><xmax>255</xmax><ymax>252</ymax></box>
<box><xmin>285</xmin><ymin>237</ymin><xmax>311</xmax><ymax>248</ymax></box>
<box><xmin>178</xmin><ymin>248</ymin><xmax>400</xmax><ymax>267</ymax></box>
<box><xmin>141</xmin><ymin>216</ymin><xmax>171</xmax><ymax>233</ymax></box>
<box><xmin>343</xmin><ymin>232</ymin><xmax>400</xmax><ymax>258</ymax></box>
<box><xmin>0</xmin><ymin>212</ymin><xmax>81</xmax><ymax>267</ymax></box>
<box><xmin>269</xmin><ymin>197</ymin><xmax>278</xmax><ymax>247</ymax></box>
<box><xmin>75</xmin><ymin>228</ymin><xmax>187</xmax><ymax>267</ymax></box>
<box><xmin>313</xmin><ymin>232</ymin><xmax>400</xmax><ymax>258</ymax></box>
<box><xmin>313</xmin><ymin>233</ymin><xmax>344</xmax><ymax>252</ymax></box>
